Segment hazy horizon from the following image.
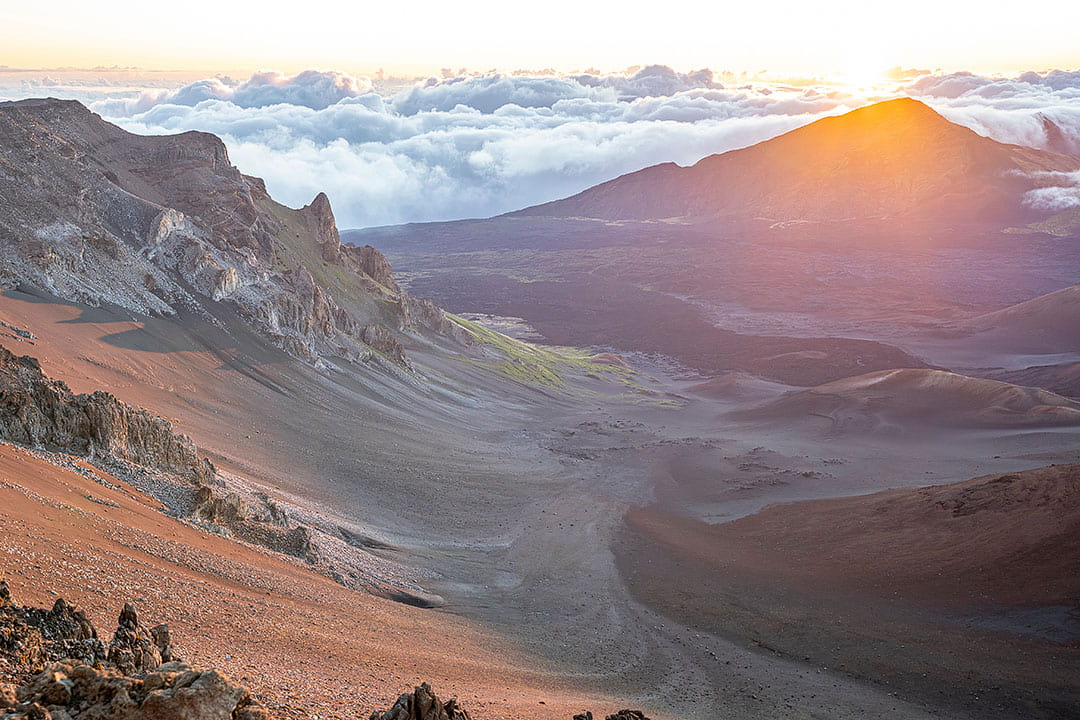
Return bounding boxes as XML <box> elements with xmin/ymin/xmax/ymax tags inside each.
<box><xmin>4</xmin><ymin>63</ymin><xmax>1080</xmax><ymax>228</ymax></box>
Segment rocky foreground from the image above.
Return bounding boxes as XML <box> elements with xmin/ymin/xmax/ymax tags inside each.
<box><xmin>0</xmin><ymin>583</ymin><xmax>651</xmax><ymax>720</ymax></box>
<box><xmin>0</xmin><ymin>579</ymin><xmax>268</xmax><ymax>720</ymax></box>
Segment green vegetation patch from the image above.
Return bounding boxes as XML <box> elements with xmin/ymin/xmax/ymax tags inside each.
<box><xmin>447</xmin><ymin>314</ymin><xmax>632</xmax><ymax>390</ymax></box>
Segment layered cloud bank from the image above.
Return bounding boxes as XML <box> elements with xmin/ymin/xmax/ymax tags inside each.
<box><xmin>5</xmin><ymin>66</ymin><xmax>1080</xmax><ymax>226</ymax></box>
<box><xmin>88</xmin><ymin>67</ymin><xmax>865</xmax><ymax>227</ymax></box>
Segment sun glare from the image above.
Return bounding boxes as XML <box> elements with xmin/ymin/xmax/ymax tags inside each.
<box><xmin>841</xmin><ymin>57</ymin><xmax>890</xmax><ymax>91</ymax></box>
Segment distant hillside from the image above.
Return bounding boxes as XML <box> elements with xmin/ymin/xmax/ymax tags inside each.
<box><xmin>736</xmin><ymin>368</ymin><xmax>1080</xmax><ymax>432</ymax></box>
<box><xmin>960</xmin><ymin>283</ymin><xmax>1080</xmax><ymax>352</ymax></box>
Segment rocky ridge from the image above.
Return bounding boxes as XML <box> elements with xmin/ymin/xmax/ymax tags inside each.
<box><xmin>0</xmin><ymin>345</ymin><xmax>213</xmax><ymax>484</ymax></box>
<box><xmin>0</xmin><ymin>99</ymin><xmax>460</xmax><ymax>368</ymax></box>
<box><xmin>0</xmin><ymin>343</ymin><xmax>435</xmax><ymax>604</ymax></box>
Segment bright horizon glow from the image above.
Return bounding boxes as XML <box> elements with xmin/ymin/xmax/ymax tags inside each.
<box><xmin>2</xmin><ymin>1</ymin><xmax>1079</xmax><ymax>78</ymax></box>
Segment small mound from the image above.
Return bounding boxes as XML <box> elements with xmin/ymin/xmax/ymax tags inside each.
<box><xmin>992</xmin><ymin>361</ymin><xmax>1080</xmax><ymax>400</ymax></box>
<box><xmin>625</xmin><ymin>463</ymin><xmax>1080</xmax><ymax>609</ymax></box>
<box><xmin>736</xmin><ymin>368</ymin><xmax>1080</xmax><ymax>431</ymax></box>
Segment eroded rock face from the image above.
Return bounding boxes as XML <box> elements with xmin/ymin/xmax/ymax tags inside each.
<box><xmin>368</xmin><ymin>683</ymin><xmax>471</xmax><ymax>720</ymax></box>
<box><xmin>0</xmin><ymin>98</ymin><xmax>455</xmax><ymax>368</ymax></box>
<box><xmin>360</xmin><ymin>325</ymin><xmax>408</xmax><ymax>366</ymax></box>
<box><xmin>0</xmin><ymin>346</ymin><xmax>214</xmax><ymax>484</ymax></box>
<box><xmin>401</xmin><ymin>297</ymin><xmax>471</xmax><ymax>345</ymax></box>
<box><xmin>344</xmin><ymin>245</ymin><xmax>399</xmax><ymax>293</ymax></box>
<box><xmin>301</xmin><ymin>192</ymin><xmax>341</xmax><ymax>263</ymax></box>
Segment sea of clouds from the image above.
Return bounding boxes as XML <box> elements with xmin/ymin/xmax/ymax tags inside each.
<box><xmin>4</xmin><ymin>65</ymin><xmax>1080</xmax><ymax>226</ymax></box>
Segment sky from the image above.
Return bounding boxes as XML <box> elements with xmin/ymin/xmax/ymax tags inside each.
<box><xmin>3</xmin><ymin>2</ymin><xmax>1080</xmax><ymax>228</ymax></box>
<box><xmin>4</xmin><ymin>1</ymin><xmax>1080</xmax><ymax>78</ymax></box>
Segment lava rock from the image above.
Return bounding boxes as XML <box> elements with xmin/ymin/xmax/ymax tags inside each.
<box><xmin>368</xmin><ymin>682</ymin><xmax>471</xmax><ymax>720</ymax></box>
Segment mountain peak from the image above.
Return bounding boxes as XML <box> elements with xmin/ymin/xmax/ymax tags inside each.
<box><xmin>517</xmin><ymin>97</ymin><xmax>1080</xmax><ymax>225</ymax></box>
<box><xmin>301</xmin><ymin>191</ymin><xmax>342</xmax><ymax>261</ymax></box>
<box><xmin>754</xmin><ymin>96</ymin><xmax>966</xmax><ymax>153</ymax></box>
<box><xmin>846</xmin><ymin>96</ymin><xmax>936</xmax><ymax>117</ymax></box>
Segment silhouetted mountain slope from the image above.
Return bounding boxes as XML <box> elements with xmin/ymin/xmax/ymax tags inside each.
<box><xmin>514</xmin><ymin>98</ymin><xmax>1080</xmax><ymax>224</ymax></box>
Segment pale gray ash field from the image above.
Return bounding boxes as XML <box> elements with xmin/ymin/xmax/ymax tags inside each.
<box><xmin>0</xmin><ymin>84</ymin><xmax>1078</xmax><ymax>720</ymax></box>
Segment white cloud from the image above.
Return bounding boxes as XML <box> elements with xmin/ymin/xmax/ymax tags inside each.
<box><xmin>907</xmin><ymin>69</ymin><xmax>1080</xmax><ymax>156</ymax></box>
<box><xmin>80</xmin><ymin>67</ymin><xmax>868</xmax><ymax>227</ymax></box>
<box><xmin>1023</xmin><ymin>171</ymin><xmax>1080</xmax><ymax>212</ymax></box>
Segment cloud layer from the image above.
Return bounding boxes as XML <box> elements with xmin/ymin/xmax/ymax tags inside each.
<box><xmin>906</xmin><ymin>69</ymin><xmax>1080</xmax><ymax>156</ymax></box>
<box><xmin>87</xmin><ymin>68</ymin><xmax>871</xmax><ymax>227</ymax></box>
<box><xmin>7</xmin><ymin>66</ymin><xmax>1080</xmax><ymax>228</ymax></box>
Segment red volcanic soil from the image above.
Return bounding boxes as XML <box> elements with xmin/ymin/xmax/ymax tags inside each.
<box><xmin>0</xmin><ymin>442</ymin><xmax>620</xmax><ymax>720</ymax></box>
<box><xmin>627</xmin><ymin>464</ymin><xmax>1080</xmax><ymax>607</ymax></box>
<box><xmin>616</xmin><ymin>465</ymin><xmax>1080</xmax><ymax>719</ymax></box>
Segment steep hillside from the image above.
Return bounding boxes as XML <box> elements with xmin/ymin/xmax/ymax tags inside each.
<box><xmin>515</xmin><ymin>98</ymin><xmax>1080</xmax><ymax>225</ymax></box>
<box><xmin>0</xmin><ymin>441</ymin><xmax>632</xmax><ymax>720</ymax></box>
<box><xmin>0</xmin><ymin>98</ymin><xmax>454</xmax><ymax>367</ymax></box>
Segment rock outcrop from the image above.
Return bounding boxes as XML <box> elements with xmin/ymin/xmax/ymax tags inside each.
<box><xmin>107</xmin><ymin>604</ymin><xmax>165</xmax><ymax>677</ymax></box>
<box><xmin>573</xmin><ymin>712</ymin><xmax>652</xmax><ymax>720</ymax></box>
<box><xmin>0</xmin><ymin>346</ymin><xmax>214</xmax><ymax>484</ymax></box>
<box><xmin>344</xmin><ymin>245</ymin><xmax>399</xmax><ymax>293</ymax></box>
<box><xmin>368</xmin><ymin>683</ymin><xmax>470</xmax><ymax>720</ymax></box>
<box><xmin>0</xmin><ymin>583</ymin><xmax>177</xmax><ymax>684</ymax></box>
<box><xmin>300</xmin><ymin>192</ymin><xmax>342</xmax><ymax>263</ymax></box>
<box><xmin>0</xmin><ymin>585</ymin><xmax>270</xmax><ymax>720</ymax></box>
<box><xmin>2</xmin><ymin>660</ymin><xmax>270</xmax><ymax>720</ymax></box>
